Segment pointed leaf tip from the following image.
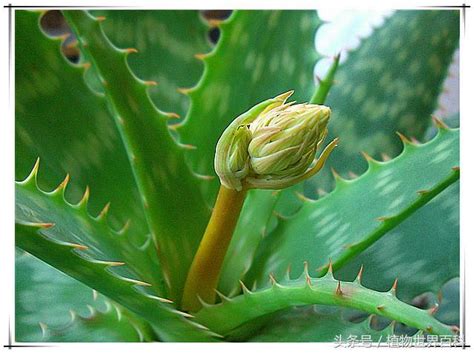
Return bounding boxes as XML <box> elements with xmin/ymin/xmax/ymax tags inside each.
<box><xmin>356</xmin><ymin>264</ymin><xmax>364</xmax><ymax>284</ymax></box>
<box><xmin>124</xmin><ymin>47</ymin><xmax>138</xmax><ymax>54</ymax></box>
<box><xmin>377</xmin><ymin>215</ymin><xmax>391</xmax><ymax>222</ymax></box>
<box><xmin>390</xmin><ymin>278</ymin><xmax>398</xmax><ymax>295</ymax></box>
<box><xmin>34</xmin><ymin>222</ymin><xmax>56</xmax><ymax>229</ymax></box>
<box><xmin>54</xmin><ymin>173</ymin><xmax>70</xmax><ymax>193</ymax></box>
<box><xmin>77</xmin><ymin>186</ymin><xmax>90</xmax><ymax>207</ymax></box>
<box><xmin>295</xmin><ymin>191</ymin><xmax>313</xmax><ymax>202</ymax></box>
<box><xmin>215</xmin><ymin>289</ymin><xmax>230</xmax><ymax>302</ymax></box>
<box><xmin>361</xmin><ymin>151</ymin><xmax>376</xmax><ymax>163</ymax></box>
<box><xmin>381</xmin><ymin>153</ymin><xmax>391</xmax><ymax>162</ymax></box>
<box><xmin>38</xmin><ymin>322</ymin><xmax>48</xmax><ymax>337</ymax></box>
<box><xmin>23</xmin><ymin>157</ymin><xmax>40</xmax><ymax>184</ymax></box>
<box><xmin>432</xmin><ymin>116</ymin><xmax>448</xmax><ymax>129</ymax></box>
<box><xmin>335</xmin><ymin>281</ymin><xmax>343</xmax><ymax>296</ymax></box>
<box><xmin>165</xmin><ymin>112</ymin><xmax>180</xmax><ymax>120</ymax></box>
<box><xmin>144</xmin><ymin>80</ymin><xmax>158</xmax><ymax>86</ymax></box>
<box><xmin>239</xmin><ymin>280</ymin><xmax>251</xmax><ymax>295</ymax></box>
<box><xmin>396</xmin><ymin>131</ymin><xmax>412</xmax><ymax>145</ymax></box>
<box><xmin>194</xmin><ymin>53</ymin><xmax>208</xmax><ymax>60</ymax></box>
<box><xmin>330</xmin><ymin>167</ymin><xmax>342</xmax><ymax>180</ymax></box>
<box><xmin>177</xmin><ymin>87</ymin><xmax>193</xmax><ymax>95</ymax></box>
<box><xmin>269</xmin><ymin>273</ymin><xmax>277</xmax><ymax>285</ymax></box>
<box><xmin>428</xmin><ymin>303</ymin><xmax>439</xmax><ymax>316</ymax></box>
<box><xmin>97</xmin><ymin>202</ymin><xmax>111</xmax><ymax>219</ymax></box>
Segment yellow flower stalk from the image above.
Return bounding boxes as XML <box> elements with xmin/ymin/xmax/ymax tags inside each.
<box><xmin>182</xmin><ymin>91</ymin><xmax>338</xmax><ymax>311</ymax></box>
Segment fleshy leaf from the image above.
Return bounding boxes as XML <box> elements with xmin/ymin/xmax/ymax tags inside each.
<box><xmin>15</xmin><ymin>10</ymin><xmax>147</xmax><ymax>234</ymax></box>
<box><xmin>195</xmin><ymin>271</ymin><xmax>456</xmax><ymax>337</ymax></box>
<box><xmin>63</xmin><ymin>10</ymin><xmax>211</xmax><ymax>301</ymax></box>
<box><xmin>246</xmin><ymin>125</ymin><xmax>459</xmax><ymax>288</ymax></box>
<box><xmin>39</xmin><ymin>302</ymin><xmax>153</xmax><ymax>342</ymax></box>
<box><xmin>435</xmin><ymin>278</ymin><xmax>460</xmax><ymax>326</ymax></box>
<box><xmin>307</xmin><ymin>10</ymin><xmax>460</xmax><ymax>193</ymax></box>
<box><xmin>89</xmin><ymin>10</ymin><xmax>210</xmax><ymax>116</ymax></box>
<box><xmin>16</xmin><ymin>222</ymin><xmax>218</xmax><ymax>342</ymax></box>
<box><xmin>16</xmin><ymin>251</ymin><xmax>153</xmax><ymax>342</ymax></box>
<box><xmin>336</xmin><ymin>183</ymin><xmax>459</xmax><ymax>302</ymax></box>
<box><xmin>16</xmin><ymin>161</ymin><xmax>165</xmax><ymax>292</ymax></box>
<box><xmin>16</xmin><ymin>250</ymin><xmax>148</xmax><ymax>342</ymax></box>
<box><xmin>178</xmin><ymin>10</ymin><xmax>322</xmax><ymax>202</ymax></box>
<box><xmin>248</xmin><ymin>306</ymin><xmax>394</xmax><ymax>342</ymax></box>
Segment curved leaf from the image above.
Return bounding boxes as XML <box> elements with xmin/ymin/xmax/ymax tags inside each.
<box><xmin>308</xmin><ymin>10</ymin><xmax>460</xmax><ymax>193</ymax></box>
<box><xmin>16</xmin><ymin>222</ymin><xmax>218</xmax><ymax>342</ymax></box>
<box><xmin>195</xmin><ymin>271</ymin><xmax>456</xmax><ymax>337</ymax></box>
<box><xmin>246</xmin><ymin>125</ymin><xmax>459</xmax><ymax>287</ymax></box>
<box><xmin>248</xmin><ymin>306</ymin><xmax>394</xmax><ymax>342</ymax></box>
<box><xmin>63</xmin><ymin>10</ymin><xmax>211</xmax><ymax>301</ymax></box>
<box><xmin>15</xmin><ymin>10</ymin><xmax>147</xmax><ymax>234</ymax></box>
<box><xmin>90</xmin><ymin>10</ymin><xmax>210</xmax><ymax>117</ymax></box>
<box><xmin>16</xmin><ymin>160</ymin><xmax>165</xmax><ymax>292</ymax></box>
<box><xmin>16</xmin><ymin>250</ymin><xmax>126</xmax><ymax>342</ymax></box>
<box><xmin>16</xmin><ymin>251</ymin><xmax>153</xmax><ymax>342</ymax></box>
<box><xmin>39</xmin><ymin>301</ymin><xmax>153</xmax><ymax>342</ymax></box>
<box><xmin>336</xmin><ymin>183</ymin><xmax>459</xmax><ymax>302</ymax></box>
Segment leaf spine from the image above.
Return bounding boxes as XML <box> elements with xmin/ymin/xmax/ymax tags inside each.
<box><xmin>428</xmin><ymin>303</ymin><xmax>439</xmax><ymax>316</ymax></box>
<box><xmin>124</xmin><ymin>47</ymin><xmax>138</xmax><ymax>54</ymax></box>
<box><xmin>215</xmin><ymin>289</ymin><xmax>231</xmax><ymax>302</ymax></box>
<box><xmin>381</xmin><ymin>153</ymin><xmax>391</xmax><ymax>161</ymax></box>
<box><xmin>23</xmin><ymin>157</ymin><xmax>40</xmax><ymax>184</ymax></box>
<box><xmin>143</xmin><ymin>80</ymin><xmax>158</xmax><ymax>86</ymax></box>
<box><xmin>396</xmin><ymin>131</ymin><xmax>412</xmax><ymax>145</ymax></box>
<box><xmin>356</xmin><ymin>264</ymin><xmax>364</xmax><ymax>284</ymax></box>
<box><xmin>97</xmin><ymin>202</ymin><xmax>111</xmax><ymax>219</ymax></box>
<box><xmin>77</xmin><ymin>186</ymin><xmax>90</xmax><ymax>207</ymax></box>
<box><xmin>390</xmin><ymin>278</ymin><xmax>398</xmax><ymax>295</ymax></box>
<box><xmin>53</xmin><ymin>173</ymin><xmax>70</xmax><ymax>194</ymax></box>
<box><xmin>431</xmin><ymin>116</ymin><xmax>448</xmax><ymax>129</ymax></box>
<box><xmin>335</xmin><ymin>281</ymin><xmax>343</xmax><ymax>296</ymax></box>
<box><xmin>295</xmin><ymin>191</ymin><xmax>313</xmax><ymax>202</ymax></box>
<box><xmin>239</xmin><ymin>280</ymin><xmax>251</xmax><ymax>295</ymax></box>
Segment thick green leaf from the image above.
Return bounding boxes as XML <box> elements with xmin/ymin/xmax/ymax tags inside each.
<box><xmin>336</xmin><ymin>183</ymin><xmax>459</xmax><ymax>302</ymax></box>
<box><xmin>89</xmin><ymin>10</ymin><xmax>210</xmax><ymax>117</ymax></box>
<box><xmin>16</xmin><ymin>161</ymin><xmax>165</xmax><ymax>292</ymax></box>
<box><xmin>307</xmin><ymin>10</ymin><xmax>460</xmax><ymax>194</ymax></box>
<box><xmin>16</xmin><ymin>220</ymin><xmax>218</xmax><ymax>341</ymax></box>
<box><xmin>63</xmin><ymin>10</ymin><xmax>211</xmax><ymax>301</ymax></box>
<box><xmin>16</xmin><ymin>251</ymin><xmax>153</xmax><ymax>342</ymax></box>
<box><xmin>195</xmin><ymin>272</ymin><xmax>456</xmax><ymax>337</ymax></box>
<box><xmin>248</xmin><ymin>307</ymin><xmax>394</xmax><ymax>342</ymax></box>
<box><xmin>435</xmin><ymin>278</ymin><xmax>460</xmax><ymax>326</ymax></box>
<box><xmin>335</xmin><ymin>113</ymin><xmax>459</xmax><ymax>302</ymax></box>
<box><xmin>246</xmin><ymin>125</ymin><xmax>459</xmax><ymax>287</ymax></box>
<box><xmin>15</xmin><ymin>10</ymin><xmax>147</xmax><ymax>234</ymax></box>
<box><xmin>40</xmin><ymin>302</ymin><xmax>153</xmax><ymax>342</ymax></box>
<box><xmin>178</xmin><ymin>10</ymin><xmax>321</xmax><ymax>202</ymax></box>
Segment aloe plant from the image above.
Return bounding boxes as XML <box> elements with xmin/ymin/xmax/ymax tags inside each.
<box><xmin>15</xmin><ymin>9</ymin><xmax>460</xmax><ymax>343</ymax></box>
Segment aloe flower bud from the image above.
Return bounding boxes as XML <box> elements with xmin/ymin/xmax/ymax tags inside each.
<box><xmin>215</xmin><ymin>91</ymin><xmax>338</xmax><ymax>191</ymax></box>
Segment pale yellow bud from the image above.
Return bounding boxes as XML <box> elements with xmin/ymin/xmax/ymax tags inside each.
<box><xmin>215</xmin><ymin>91</ymin><xmax>338</xmax><ymax>191</ymax></box>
